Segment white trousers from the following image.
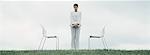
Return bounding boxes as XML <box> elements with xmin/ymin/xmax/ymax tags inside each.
<box><xmin>71</xmin><ymin>27</ymin><xmax>80</xmax><ymax>49</ymax></box>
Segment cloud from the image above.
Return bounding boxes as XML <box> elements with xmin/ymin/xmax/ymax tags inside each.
<box><xmin>0</xmin><ymin>1</ymin><xmax>149</xmax><ymax>50</ymax></box>
<box><xmin>0</xmin><ymin>0</ymin><xmax>149</xmax><ymax>1</ymax></box>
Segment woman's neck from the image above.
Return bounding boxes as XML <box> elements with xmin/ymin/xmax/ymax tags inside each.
<box><xmin>75</xmin><ymin>9</ymin><xmax>77</xmax><ymax>12</ymax></box>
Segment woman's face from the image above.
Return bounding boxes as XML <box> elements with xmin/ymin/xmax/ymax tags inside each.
<box><xmin>74</xmin><ymin>6</ymin><xmax>78</xmax><ymax>10</ymax></box>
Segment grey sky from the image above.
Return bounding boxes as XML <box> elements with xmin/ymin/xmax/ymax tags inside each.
<box><xmin>0</xmin><ymin>1</ymin><xmax>150</xmax><ymax>50</ymax></box>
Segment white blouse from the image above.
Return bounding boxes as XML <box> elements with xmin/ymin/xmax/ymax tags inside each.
<box><xmin>70</xmin><ymin>11</ymin><xmax>81</xmax><ymax>24</ymax></box>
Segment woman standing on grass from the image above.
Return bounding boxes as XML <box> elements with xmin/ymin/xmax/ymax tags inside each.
<box><xmin>70</xmin><ymin>3</ymin><xmax>81</xmax><ymax>50</ymax></box>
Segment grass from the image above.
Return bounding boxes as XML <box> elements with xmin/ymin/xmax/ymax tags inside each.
<box><xmin>0</xmin><ymin>49</ymin><xmax>150</xmax><ymax>55</ymax></box>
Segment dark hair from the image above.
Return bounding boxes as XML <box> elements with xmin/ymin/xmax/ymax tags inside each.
<box><xmin>73</xmin><ymin>4</ymin><xmax>78</xmax><ymax>7</ymax></box>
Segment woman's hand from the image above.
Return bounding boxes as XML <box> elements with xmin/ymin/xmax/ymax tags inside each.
<box><xmin>71</xmin><ymin>23</ymin><xmax>81</xmax><ymax>28</ymax></box>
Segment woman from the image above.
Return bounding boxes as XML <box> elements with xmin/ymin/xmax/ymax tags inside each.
<box><xmin>70</xmin><ymin>4</ymin><xmax>81</xmax><ymax>49</ymax></box>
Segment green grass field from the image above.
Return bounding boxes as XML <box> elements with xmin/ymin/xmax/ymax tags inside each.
<box><xmin>0</xmin><ymin>49</ymin><xmax>150</xmax><ymax>55</ymax></box>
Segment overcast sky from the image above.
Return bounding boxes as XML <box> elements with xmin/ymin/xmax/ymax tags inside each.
<box><xmin>0</xmin><ymin>1</ymin><xmax>150</xmax><ymax>50</ymax></box>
